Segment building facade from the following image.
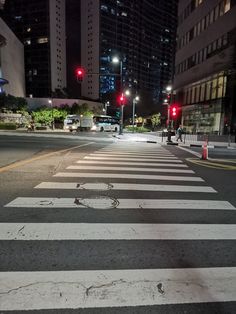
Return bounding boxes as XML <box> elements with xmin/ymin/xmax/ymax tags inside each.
<box><xmin>0</xmin><ymin>17</ymin><xmax>25</xmax><ymax>96</ymax></box>
<box><xmin>174</xmin><ymin>0</ymin><xmax>236</xmax><ymax>134</ymax></box>
<box><xmin>1</xmin><ymin>0</ymin><xmax>66</xmax><ymax>98</ymax></box>
<box><xmin>81</xmin><ymin>0</ymin><xmax>178</xmax><ymax>115</ymax></box>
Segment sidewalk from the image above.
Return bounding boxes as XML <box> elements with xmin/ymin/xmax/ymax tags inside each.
<box><xmin>114</xmin><ymin>131</ymin><xmax>236</xmax><ymax>149</ymax></box>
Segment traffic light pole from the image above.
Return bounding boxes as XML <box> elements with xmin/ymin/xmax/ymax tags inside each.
<box><xmin>119</xmin><ymin>103</ymin><xmax>124</xmax><ymax>135</ymax></box>
<box><xmin>167</xmin><ymin>94</ymin><xmax>172</xmax><ymax>142</ymax></box>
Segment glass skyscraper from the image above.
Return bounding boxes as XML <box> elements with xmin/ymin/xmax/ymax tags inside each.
<box><xmin>81</xmin><ymin>0</ymin><xmax>178</xmax><ymax>115</ymax></box>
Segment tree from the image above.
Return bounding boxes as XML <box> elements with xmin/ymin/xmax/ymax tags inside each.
<box><xmin>32</xmin><ymin>108</ymin><xmax>68</xmax><ymax>126</ymax></box>
<box><xmin>0</xmin><ymin>94</ymin><xmax>27</xmax><ymax>112</ymax></box>
<box><xmin>151</xmin><ymin>113</ymin><xmax>161</xmax><ymax>130</ymax></box>
<box><xmin>70</xmin><ymin>102</ymin><xmax>93</xmax><ymax>116</ymax></box>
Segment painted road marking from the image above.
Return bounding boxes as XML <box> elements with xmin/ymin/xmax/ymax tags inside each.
<box><xmin>54</xmin><ymin>172</ymin><xmax>202</xmax><ymax>181</ymax></box>
<box><xmin>67</xmin><ymin>165</ymin><xmax>194</xmax><ymax>174</ymax></box>
<box><xmin>0</xmin><ymin>142</ymin><xmax>94</xmax><ymax>173</ymax></box>
<box><xmin>35</xmin><ymin>182</ymin><xmax>217</xmax><ymax>193</ymax></box>
<box><xmin>5</xmin><ymin>197</ymin><xmax>233</xmax><ymax>210</ymax></box>
<box><xmin>77</xmin><ymin>160</ymin><xmax>188</xmax><ymax>167</ymax></box>
<box><xmin>187</xmin><ymin>158</ymin><xmax>236</xmax><ymax>170</ymax></box>
<box><xmin>84</xmin><ymin>157</ymin><xmax>183</xmax><ymax>162</ymax></box>
<box><xmin>1</xmin><ymin>223</ymin><xmax>236</xmax><ymax>240</ymax></box>
<box><xmin>1</xmin><ymin>267</ymin><xmax>235</xmax><ymax>310</ymax></box>
<box><xmin>89</xmin><ymin>154</ymin><xmax>178</xmax><ymax>159</ymax></box>
<box><xmin>93</xmin><ymin>152</ymin><xmax>174</xmax><ymax>156</ymax></box>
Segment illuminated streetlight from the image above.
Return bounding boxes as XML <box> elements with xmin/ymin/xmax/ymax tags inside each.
<box><xmin>112</xmin><ymin>56</ymin><xmax>124</xmax><ymax>135</ymax></box>
<box><xmin>48</xmin><ymin>99</ymin><xmax>54</xmax><ymax>130</ymax></box>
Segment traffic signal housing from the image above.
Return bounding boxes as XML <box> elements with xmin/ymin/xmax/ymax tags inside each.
<box><xmin>170</xmin><ymin>105</ymin><xmax>178</xmax><ymax>119</ymax></box>
<box><xmin>117</xmin><ymin>94</ymin><xmax>127</xmax><ymax>106</ymax></box>
<box><xmin>76</xmin><ymin>67</ymin><xmax>85</xmax><ymax>82</ymax></box>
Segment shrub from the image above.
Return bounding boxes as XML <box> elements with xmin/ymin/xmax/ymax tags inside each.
<box><xmin>125</xmin><ymin>125</ymin><xmax>150</xmax><ymax>133</ymax></box>
<box><xmin>0</xmin><ymin>122</ymin><xmax>17</xmax><ymax>130</ymax></box>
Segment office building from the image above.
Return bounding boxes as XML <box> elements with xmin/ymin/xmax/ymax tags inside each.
<box><xmin>1</xmin><ymin>0</ymin><xmax>66</xmax><ymax>98</ymax></box>
<box><xmin>81</xmin><ymin>0</ymin><xmax>178</xmax><ymax>115</ymax></box>
<box><xmin>0</xmin><ymin>17</ymin><xmax>25</xmax><ymax>96</ymax></box>
<box><xmin>174</xmin><ymin>0</ymin><xmax>236</xmax><ymax>134</ymax></box>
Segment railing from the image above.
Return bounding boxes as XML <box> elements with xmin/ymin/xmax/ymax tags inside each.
<box><xmin>158</xmin><ymin>130</ymin><xmax>236</xmax><ymax>146</ymax></box>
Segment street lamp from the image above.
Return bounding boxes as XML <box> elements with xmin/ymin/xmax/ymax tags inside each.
<box><xmin>48</xmin><ymin>99</ymin><xmax>54</xmax><ymax>130</ymax></box>
<box><xmin>165</xmin><ymin>85</ymin><xmax>172</xmax><ymax>142</ymax></box>
<box><xmin>104</xmin><ymin>101</ymin><xmax>110</xmax><ymax>115</ymax></box>
<box><xmin>112</xmin><ymin>56</ymin><xmax>124</xmax><ymax>135</ymax></box>
<box><xmin>124</xmin><ymin>90</ymin><xmax>140</xmax><ymax>133</ymax></box>
<box><xmin>132</xmin><ymin>95</ymin><xmax>140</xmax><ymax>133</ymax></box>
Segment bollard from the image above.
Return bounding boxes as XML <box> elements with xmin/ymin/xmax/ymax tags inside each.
<box><xmin>201</xmin><ymin>141</ymin><xmax>208</xmax><ymax>160</ymax></box>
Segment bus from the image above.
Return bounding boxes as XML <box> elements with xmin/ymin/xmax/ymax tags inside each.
<box><xmin>91</xmin><ymin>115</ymin><xmax>120</xmax><ymax>132</ymax></box>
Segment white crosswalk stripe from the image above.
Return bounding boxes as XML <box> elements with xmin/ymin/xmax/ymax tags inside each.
<box><xmin>35</xmin><ymin>182</ymin><xmax>217</xmax><ymax>192</ymax></box>
<box><xmin>76</xmin><ymin>160</ymin><xmax>189</xmax><ymax>167</ymax></box>
<box><xmin>54</xmin><ymin>172</ymin><xmax>203</xmax><ymax>181</ymax></box>
<box><xmin>1</xmin><ymin>142</ymin><xmax>236</xmax><ymax>312</ymax></box>
<box><xmin>1</xmin><ymin>223</ymin><xmax>236</xmax><ymax>240</ymax></box>
<box><xmin>5</xmin><ymin>197</ymin><xmax>234</xmax><ymax>210</ymax></box>
<box><xmin>1</xmin><ymin>267</ymin><xmax>236</xmax><ymax>311</ymax></box>
<box><xmin>66</xmin><ymin>165</ymin><xmax>194</xmax><ymax>173</ymax></box>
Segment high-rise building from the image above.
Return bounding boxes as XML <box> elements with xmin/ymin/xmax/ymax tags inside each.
<box><xmin>1</xmin><ymin>0</ymin><xmax>66</xmax><ymax>98</ymax></box>
<box><xmin>81</xmin><ymin>0</ymin><xmax>178</xmax><ymax>115</ymax></box>
<box><xmin>0</xmin><ymin>17</ymin><xmax>25</xmax><ymax>96</ymax></box>
<box><xmin>174</xmin><ymin>0</ymin><xmax>236</xmax><ymax>135</ymax></box>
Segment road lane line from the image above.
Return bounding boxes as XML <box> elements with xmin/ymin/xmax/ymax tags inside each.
<box><xmin>54</xmin><ymin>172</ymin><xmax>202</xmax><ymax>181</ymax></box>
<box><xmin>0</xmin><ymin>142</ymin><xmax>94</xmax><ymax>173</ymax></box>
<box><xmin>5</xmin><ymin>198</ymin><xmax>233</xmax><ymax>210</ymax></box>
<box><xmin>35</xmin><ymin>182</ymin><xmax>216</xmax><ymax>193</ymax></box>
<box><xmin>1</xmin><ymin>267</ymin><xmax>235</xmax><ymax>310</ymax></box>
<box><xmin>67</xmin><ymin>165</ymin><xmax>194</xmax><ymax>174</ymax></box>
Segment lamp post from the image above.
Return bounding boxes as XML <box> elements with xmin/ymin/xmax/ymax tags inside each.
<box><xmin>112</xmin><ymin>56</ymin><xmax>124</xmax><ymax>135</ymax></box>
<box><xmin>104</xmin><ymin>101</ymin><xmax>110</xmax><ymax>115</ymax></box>
<box><xmin>48</xmin><ymin>99</ymin><xmax>54</xmax><ymax>130</ymax></box>
<box><xmin>166</xmin><ymin>85</ymin><xmax>172</xmax><ymax>142</ymax></box>
<box><xmin>132</xmin><ymin>96</ymin><xmax>140</xmax><ymax>132</ymax></box>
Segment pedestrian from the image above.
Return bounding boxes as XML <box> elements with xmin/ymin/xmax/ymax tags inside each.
<box><xmin>176</xmin><ymin>125</ymin><xmax>183</xmax><ymax>142</ymax></box>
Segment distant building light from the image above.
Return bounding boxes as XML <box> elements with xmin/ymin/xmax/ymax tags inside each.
<box><xmin>37</xmin><ymin>37</ymin><xmax>48</xmax><ymax>44</ymax></box>
<box><xmin>14</xmin><ymin>15</ymin><xmax>22</xmax><ymax>20</ymax></box>
<box><xmin>27</xmin><ymin>27</ymin><xmax>31</xmax><ymax>32</ymax></box>
<box><xmin>24</xmin><ymin>39</ymin><xmax>31</xmax><ymax>45</ymax></box>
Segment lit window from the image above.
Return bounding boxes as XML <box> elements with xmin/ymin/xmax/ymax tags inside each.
<box><xmin>101</xmin><ymin>5</ymin><xmax>108</xmax><ymax>11</ymax></box>
<box><xmin>27</xmin><ymin>27</ymin><xmax>31</xmax><ymax>32</ymax></box>
<box><xmin>37</xmin><ymin>37</ymin><xmax>48</xmax><ymax>44</ymax></box>
<box><xmin>121</xmin><ymin>12</ymin><xmax>127</xmax><ymax>16</ymax></box>
<box><xmin>24</xmin><ymin>39</ymin><xmax>31</xmax><ymax>45</ymax></box>
<box><xmin>14</xmin><ymin>15</ymin><xmax>22</xmax><ymax>20</ymax></box>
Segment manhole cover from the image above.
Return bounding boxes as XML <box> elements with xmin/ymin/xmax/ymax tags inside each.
<box><xmin>74</xmin><ymin>196</ymin><xmax>119</xmax><ymax>209</ymax></box>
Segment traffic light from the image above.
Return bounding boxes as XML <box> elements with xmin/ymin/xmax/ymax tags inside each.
<box><xmin>170</xmin><ymin>105</ymin><xmax>178</xmax><ymax>119</ymax></box>
<box><xmin>76</xmin><ymin>67</ymin><xmax>85</xmax><ymax>82</ymax></box>
<box><xmin>117</xmin><ymin>94</ymin><xmax>127</xmax><ymax>106</ymax></box>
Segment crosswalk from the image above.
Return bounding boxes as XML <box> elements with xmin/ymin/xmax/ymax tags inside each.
<box><xmin>0</xmin><ymin>141</ymin><xmax>236</xmax><ymax>312</ymax></box>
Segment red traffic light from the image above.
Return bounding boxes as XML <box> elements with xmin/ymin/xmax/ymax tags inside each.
<box><xmin>76</xmin><ymin>67</ymin><xmax>85</xmax><ymax>81</ymax></box>
<box><xmin>117</xmin><ymin>94</ymin><xmax>127</xmax><ymax>106</ymax></box>
<box><xmin>170</xmin><ymin>105</ymin><xmax>178</xmax><ymax>118</ymax></box>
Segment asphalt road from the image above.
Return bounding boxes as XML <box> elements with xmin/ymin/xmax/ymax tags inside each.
<box><xmin>0</xmin><ymin>133</ymin><xmax>236</xmax><ymax>313</ymax></box>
